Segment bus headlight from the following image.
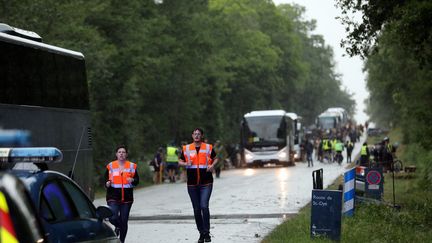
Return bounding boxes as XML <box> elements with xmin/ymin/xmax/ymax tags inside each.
<box><xmin>244</xmin><ymin>149</ymin><xmax>254</xmax><ymax>162</ymax></box>
<box><xmin>278</xmin><ymin>152</ymin><xmax>287</xmax><ymax>159</ymax></box>
<box><xmin>245</xmin><ymin>153</ymin><xmax>253</xmax><ymax>162</ymax></box>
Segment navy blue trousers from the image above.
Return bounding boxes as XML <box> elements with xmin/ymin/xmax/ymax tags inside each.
<box><xmin>108</xmin><ymin>201</ymin><xmax>132</xmax><ymax>243</ymax></box>
<box><xmin>187</xmin><ymin>184</ymin><xmax>213</xmax><ymax>234</ymax></box>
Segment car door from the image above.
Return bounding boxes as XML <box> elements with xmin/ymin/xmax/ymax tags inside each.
<box><xmin>39</xmin><ymin>178</ymin><xmax>118</xmax><ymax>242</ymax></box>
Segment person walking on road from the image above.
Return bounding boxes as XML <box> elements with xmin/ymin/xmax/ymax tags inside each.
<box><xmin>346</xmin><ymin>140</ymin><xmax>354</xmax><ymax>163</ymax></box>
<box><xmin>166</xmin><ymin>143</ymin><xmax>179</xmax><ymax>183</ymax></box>
<box><xmin>213</xmin><ymin>140</ymin><xmax>227</xmax><ymax>178</ymax></box>
<box><xmin>359</xmin><ymin>142</ymin><xmax>370</xmax><ymax>166</ymax></box>
<box><xmin>105</xmin><ymin>145</ymin><xmax>139</xmax><ymax>243</ymax></box>
<box><xmin>151</xmin><ymin>147</ymin><xmax>164</xmax><ymax>184</ymax></box>
<box><xmin>179</xmin><ymin>128</ymin><xmax>219</xmax><ymax>243</ymax></box>
<box><xmin>334</xmin><ymin>138</ymin><xmax>344</xmax><ymax>165</ymax></box>
<box><xmin>305</xmin><ymin>139</ymin><xmax>314</xmax><ymax>167</ymax></box>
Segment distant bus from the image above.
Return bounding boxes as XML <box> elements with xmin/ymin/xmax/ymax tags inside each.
<box><xmin>0</xmin><ymin>24</ymin><xmax>94</xmax><ymax>198</ymax></box>
<box><xmin>316</xmin><ymin>107</ymin><xmax>349</xmax><ymax>132</ymax></box>
<box><xmin>240</xmin><ymin>110</ymin><xmax>302</xmax><ymax>167</ymax></box>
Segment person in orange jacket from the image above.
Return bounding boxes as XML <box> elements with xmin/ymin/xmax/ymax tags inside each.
<box><xmin>179</xmin><ymin>128</ymin><xmax>218</xmax><ymax>243</ymax></box>
<box><xmin>105</xmin><ymin>145</ymin><xmax>139</xmax><ymax>243</ymax></box>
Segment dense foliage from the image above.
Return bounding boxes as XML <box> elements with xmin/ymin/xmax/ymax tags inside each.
<box><xmin>337</xmin><ymin>0</ymin><xmax>432</xmax><ymax>189</ymax></box>
<box><xmin>1</xmin><ymin>0</ymin><xmax>354</xmax><ymax>181</ymax></box>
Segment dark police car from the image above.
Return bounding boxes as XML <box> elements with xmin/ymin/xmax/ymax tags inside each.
<box><xmin>0</xmin><ymin>147</ymin><xmax>119</xmax><ymax>242</ymax></box>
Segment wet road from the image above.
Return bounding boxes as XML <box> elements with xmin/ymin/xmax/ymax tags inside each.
<box><xmin>94</xmin><ymin>135</ymin><xmax>365</xmax><ymax>243</ymax></box>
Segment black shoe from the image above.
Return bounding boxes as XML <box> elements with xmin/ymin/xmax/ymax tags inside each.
<box><xmin>204</xmin><ymin>233</ymin><xmax>211</xmax><ymax>242</ymax></box>
<box><xmin>198</xmin><ymin>233</ymin><xmax>205</xmax><ymax>243</ymax></box>
<box><xmin>115</xmin><ymin>227</ymin><xmax>120</xmax><ymax>236</ymax></box>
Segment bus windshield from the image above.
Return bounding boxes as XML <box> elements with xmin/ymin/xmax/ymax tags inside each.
<box><xmin>319</xmin><ymin>117</ymin><xmax>335</xmax><ymax>129</ymax></box>
<box><xmin>243</xmin><ymin>116</ymin><xmax>286</xmax><ymax>146</ymax></box>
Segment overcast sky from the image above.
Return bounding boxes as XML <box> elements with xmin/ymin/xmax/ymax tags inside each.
<box><xmin>273</xmin><ymin>0</ymin><xmax>369</xmax><ymax>124</ymax></box>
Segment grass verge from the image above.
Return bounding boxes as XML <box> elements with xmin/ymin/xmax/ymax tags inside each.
<box><xmin>263</xmin><ymin>172</ymin><xmax>432</xmax><ymax>243</ymax></box>
<box><xmin>263</xmin><ymin>130</ymin><xmax>432</xmax><ymax>243</ymax></box>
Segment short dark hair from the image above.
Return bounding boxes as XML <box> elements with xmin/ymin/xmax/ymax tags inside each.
<box><xmin>116</xmin><ymin>145</ymin><xmax>128</xmax><ymax>153</ymax></box>
<box><xmin>192</xmin><ymin>127</ymin><xmax>204</xmax><ymax>135</ymax></box>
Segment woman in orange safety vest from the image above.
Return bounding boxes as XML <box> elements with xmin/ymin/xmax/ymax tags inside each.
<box><xmin>105</xmin><ymin>145</ymin><xmax>139</xmax><ymax>243</ymax></box>
<box><xmin>179</xmin><ymin>128</ymin><xmax>218</xmax><ymax>243</ymax></box>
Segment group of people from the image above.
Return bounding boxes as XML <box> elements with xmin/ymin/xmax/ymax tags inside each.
<box><xmin>360</xmin><ymin>136</ymin><xmax>396</xmax><ymax>171</ymax></box>
<box><xmin>150</xmin><ymin>144</ymin><xmax>182</xmax><ymax>184</ymax></box>
<box><xmin>104</xmin><ymin>128</ymin><xmax>220</xmax><ymax>243</ymax></box>
<box><xmin>303</xmin><ymin>136</ymin><xmax>355</xmax><ymax>167</ymax></box>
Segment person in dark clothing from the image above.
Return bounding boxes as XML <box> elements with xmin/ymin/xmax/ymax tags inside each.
<box><xmin>346</xmin><ymin>140</ymin><xmax>354</xmax><ymax>163</ymax></box>
<box><xmin>104</xmin><ymin>145</ymin><xmax>139</xmax><ymax>243</ymax></box>
<box><xmin>305</xmin><ymin>140</ymin><xmax>314</xmax><ymax>167</ymax></box>
<box><xmin>179</xmin><ymin>128</ymin><xmax>218</xmax><ymax>243</ymax></box>
<box><xmin>152</xmin><ymin>147</ymin><xmax>163</xmax><ymax>184</ymax></box>
<box><xmin>381</xmin><ymin>137</ymin><xmax>395</xmax><ymax>172</ymax></box>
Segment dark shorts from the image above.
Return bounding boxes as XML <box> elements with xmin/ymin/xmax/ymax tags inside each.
<box><xmin>166</xmin><ymin>162</ymin><xmax>178</xmax><ymax>170</ymax></box>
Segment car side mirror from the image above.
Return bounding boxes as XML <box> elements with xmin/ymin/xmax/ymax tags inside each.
<box><xmin>96</xmin><ymin>205</ymin><xmax>112</xmax><ymax>221</ymax></box>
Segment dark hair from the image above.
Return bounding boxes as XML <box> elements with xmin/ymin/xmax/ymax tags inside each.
<box><xmin>192</xmin><ymin>127</ymin><xmax>204</xmax><ymax>135</ymax></box>
<box><xmin>116</xmin><ymin>145</ymin><xmax>128</xmax><ymax>153</ymax></box>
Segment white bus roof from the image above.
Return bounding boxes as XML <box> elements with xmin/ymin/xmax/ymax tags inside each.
<box><xmin>318</xmin><ymin>111</ymin><xmax>340</xmax><ymax>118</ymax></box>
<box><xmin>244</xmin><ymin>110</ymin><xmax>285</xmax><ymax>117</ymax></box>
<box><xmin>244</xmin><ymin>110</ymin><xmax>300</xmax><ymax>120</ymax></box>
<box><xmin>285</xmin><ymin>112</ymin><xmax>300</xmax><ymax>120</ymax></box>
<box><xmin>326</xmin><ymin>107</ymin><xmax>346</xmax><ymax>114</ymax></box>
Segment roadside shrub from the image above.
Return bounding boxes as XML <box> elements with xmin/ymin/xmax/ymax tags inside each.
<box><xmin>401</xmin><ymin>143</ymin><xmax>432</xmax><ymax>190</ymax></box>
<box><xmin>418</xmin><ymin>150</ymin><xmax>432</xmax><ymax>191</ymax></box>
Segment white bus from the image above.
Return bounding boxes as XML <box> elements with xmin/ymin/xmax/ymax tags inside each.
<box><xmin>316</xmin><ymin>107</ymin><xmax>349</xmax><ymax>131</ymax></box>
<box><xmin>240</xmin><ymin>110</ymin><xmax>302</xmax><ymax>167</ymax></box>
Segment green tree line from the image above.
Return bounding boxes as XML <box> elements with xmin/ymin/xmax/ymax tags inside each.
<box><xmin>337</xmin><ymin>0</ymin><xmax>432</xmax><ymax>189</ymax></box>
<box><xmin>1</xmin><ymin>0</ymin><xmax>354</xmax><ymax>182</ymax></box>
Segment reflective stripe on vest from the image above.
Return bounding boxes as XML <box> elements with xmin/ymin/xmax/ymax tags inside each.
<box><xmin>361</xmin><ymin>145</ymin><xmax>367</xmax><ymax>155</ymax></box>
<box><xmin>108</xmin><ymin>161</ymin><xmax>136</xmax><ymax>188</ymax></box>
<box><xmin>166</xmin><ymin>146</ymin><xmax>178</xmax><ymax>162</ymax></box>
<box><xmin>0</xmin><ymin>191</ymin><xmax>18</xmax><ymax>243</ymax></box>
<box><xmin>183</xmin><ymin>143</ymin><xmax>212</xmax><ymax>169</ymax></box>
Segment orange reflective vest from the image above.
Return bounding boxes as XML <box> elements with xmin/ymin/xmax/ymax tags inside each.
<box><xmin>183</xmin><ymin>143</ymin><xmax>213</xmax><ymax>168</ymax></box>
<box><xmin>107</xmin><ymin>160</ymin><xmax>137</xmax><ymax>189</ymax></box>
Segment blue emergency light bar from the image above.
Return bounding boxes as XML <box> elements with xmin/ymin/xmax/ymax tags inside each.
<box><xmin>0</xmin><ymin>147</ymin><xmax>63</xmax><ymax>163</ymax></box>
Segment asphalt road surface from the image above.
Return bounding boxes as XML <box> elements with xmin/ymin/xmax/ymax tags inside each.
<box><xmin>94</xmin><ymin>135</ymin><xmax>365</xmax><ymax>243</ymax></box>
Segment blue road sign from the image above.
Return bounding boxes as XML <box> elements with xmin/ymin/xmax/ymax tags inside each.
<box><xmin>310</xmin><ymin>190</ymin><xmax>342</xmax><ymax>241</ymax></box>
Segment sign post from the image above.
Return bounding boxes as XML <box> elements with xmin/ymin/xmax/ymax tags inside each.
<box><xmin>312</xmin><ymin>169</ymin><xmax>323</xmax><ymax>190</ymax></box>
<box><xmin>343</xmin><ymin>167</ymin><xmax>356</xmax><ymax>216</ymax></box>
<box><xmin>310</xmin><ymin>190</ymin><xmax>342</xmax><ymax>241</ymax></box>
<box><xmin>365</xmin><ymin>168</ymin><xmax>383</xmax><ymax>200</ymax></box>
